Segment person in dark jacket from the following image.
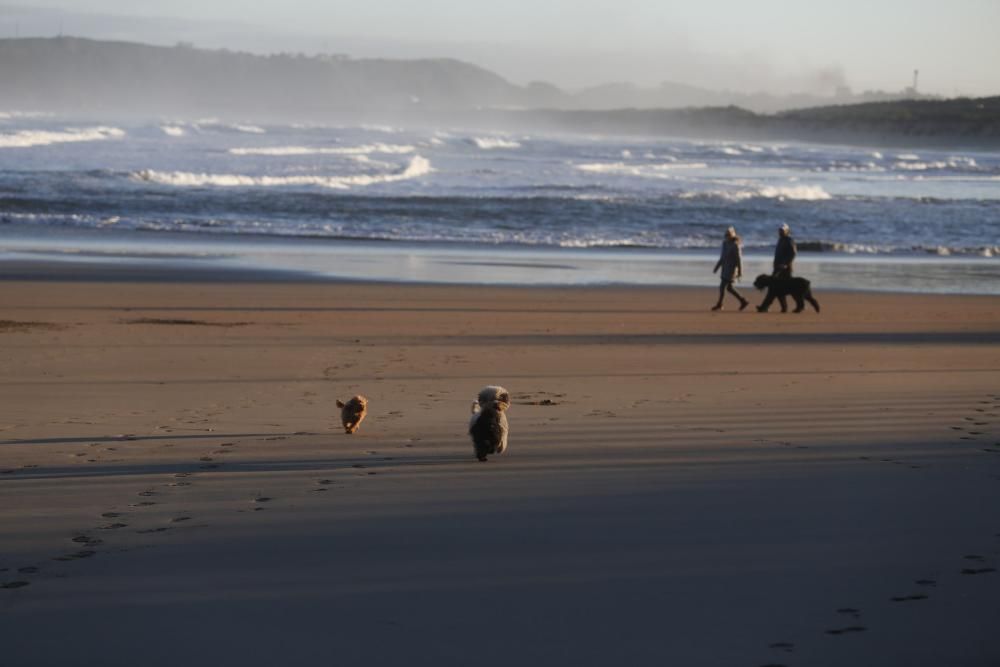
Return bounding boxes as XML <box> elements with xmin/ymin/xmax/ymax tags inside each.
<box><xmin>711</xmin><ymin>226</ymin><xmax>749</xmax><ymax>311</ymax></box>
<box><xmin>773</xmin><ymin>223</ymin><xmax>797</xmax><ymax>279</ymax></box>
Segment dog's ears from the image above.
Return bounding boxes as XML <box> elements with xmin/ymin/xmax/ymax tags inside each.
<box><xmin>499</xmin><ymin>392</ymin><xmax>510</xmax><ymax>405</ymax></box>
<box><xmin>336</xmin><ymin>400</ymin><xmax>345</xmax><ymax>408</ymax></box>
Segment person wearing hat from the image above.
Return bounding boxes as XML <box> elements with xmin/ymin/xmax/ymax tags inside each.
<box><xmin>773</xmin><ymin>223</ymin><xmax>797</xmax><ymax>279</ymax></box>
<box><xmin>711</xmin><ymin>226</ymin><xmax>749</xmax><ymax>311</ymax></box>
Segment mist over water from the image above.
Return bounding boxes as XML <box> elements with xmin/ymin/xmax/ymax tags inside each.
<box><xmin>1</xmin><ymin>115</ymin><xmax>999</xmax><ymax>274</ymax></box>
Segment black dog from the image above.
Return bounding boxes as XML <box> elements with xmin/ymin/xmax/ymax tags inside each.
<box><xmin>753</xmin><ymin>274</ymin><xmax>820</xmax><ymax>313</ymax></box>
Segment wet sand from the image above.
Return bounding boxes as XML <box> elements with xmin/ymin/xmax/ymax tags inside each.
<box><xmin>1</xmin><ymin>279</ymin><xmax>999</xmax><ymax>666</ymax></box>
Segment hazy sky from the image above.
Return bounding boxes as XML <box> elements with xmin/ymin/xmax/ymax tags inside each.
<box><xmin>6</xmin><ymin>0</ymin><xmax>1000</xmax><ymax>95</ymax></box>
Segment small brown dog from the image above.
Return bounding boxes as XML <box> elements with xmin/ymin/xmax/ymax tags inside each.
<box><xmin>335</xmin><ymin>395</ymin><xmax>368</xmax><ymax>434</ymax></box>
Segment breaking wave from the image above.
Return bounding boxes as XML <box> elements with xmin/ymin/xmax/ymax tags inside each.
<box><xmin>472</xmin><ymin>137</ymin><xmax>522</xmax><ymax>150</ymax></box>
<box><xmin>0</xmin><ymin>126</ymin><xmax>125</xmax><ymax>149</ymax></box>
<box><xmin>892</xmin><ymin>156</ymin><xmax>980</xmax><ymax>171</ymax></box>
<box><xmin>161</xmin><ymin>125</ymin><xmax>186</xmax><ymax>137</ymax></box>
<box><xmin>229</xmin><ymin>143</ymin><xmax>416</xmax><ymax>156</ymax></box>
<box><xmin>575</xmin><ymin>161</ymin><xmax>708</xmax><ymax>176</ymax></box>
<box><xmin>192</xmin><ymin>120</ymin><xmax>267</xmax><ymax>134</ymax></box>
<box><xmin>131</xmin><ymin>155</ymin><xmax>432</xmax><ymax>190</ymax></box>
<box><xmin>679</xmin><ymin>185</ymin><xmax>832</xmax><ymax>201</ymax></box>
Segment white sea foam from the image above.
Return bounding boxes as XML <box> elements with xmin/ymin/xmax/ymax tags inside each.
<box><xmin>229</xmin><ymin>143</ymin><xmax>415</xmax><ymax>157</ymax></box>
<box><xmin>472</xmin><ymin>137</ymin><xmax>522</xmax><ymax>150</ymax></box>
<box><xmin>680</xmin><ymin>185</ymin><xmax>832</xmax><ymax>201</ymax></box>
<box><xmin>361</xmin><ymin>124</ymin><xmax>401</xmax><ymax>134</ymax></box>
<box><xmin>0</xmin><ymin>126</ymin><xmax>125</xmax><ymax>149</ymax></box>
<box><xmin>161</xmin><ymin>125</ymin><xmax>186</xmax><ymax>137</ymax></box>
<box><xmin>718</xmin><ymin>146</ymin><xmax>743</xmax><ymax>156</ymax></box>
<box><xmin>893</xmin><ymin>157</ymin><xmax>979</xmax><ymax>171</ymax></box>
<box><xmin>575</xmin><ymin>161</ymin><xmax>708</xmax><ymax>176</ymax></box>
<box><xmin>193</xmin><ymin>120</ymin><xmax>266</xmax><ymax>134</ymax></box>
<box><xmin>896</xmin><ymin>153</ymin><xmax>920</xmax><ymax>161</ymax></box>
<box><xmin>132</xmin><ymin>155</ymin><xmax>431</xmax><ymax>189</ymax></box>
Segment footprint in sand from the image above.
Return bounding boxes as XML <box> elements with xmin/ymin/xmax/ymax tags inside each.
<box><xmin>136</xmin><ymin>527</ymin><xmax>171</xmax><ymax>534</ymax></box>
<box><xmin>836</xmin><ymin>607</ymin><xmax>862</xmax><ymax>618</ymax></box>
<box><xmin>17</xmin><ymin>566</ymin><xmax>39</xmax><ymax>574</ymax></box>
<box><xmin>826</xmin><ymin>626</ymin><xmax>867</xmax><ymax>636</ymax></box>
<box><xmin>170</xmin><ymin>517</ymin><xmax>191</xmax><ymax>523</ymax></box>
<box><xmin>101</xmin><ymin>511</ymin><xmax>124</xmax><ymax>518</ymax></box>
<box><xmin>100</xmin><ymin>522</ymin><xmax>128</xmax><ymax>530</ymax></box>
<box><xmin>53</xmin><ymin>550</ymin><xmax>96</xmax><ymax>562</ymax></box>
<box><xmin>768</xmin><ymin>641</ymin><xmax>795</xmax><ymax>652</ymax></box>
<box><xmin>890</xmin><ymin>594</ymin><xmax>928</xmax><ymax>602</ymax></box>
<box><xmin>1</xmin><ymin>581</ymin><xmax>30</xmax><ymax>589</ymax></box>
<box><xmin>961</xmin><ymin>567</ymin><xmax>996</xmax><ymax>575</ymax></box>
<box><xmin>71</xmin><ymin>535</ymin><xmax>102</xmax><ymax>547</ymax></box>
<box><xmin>130</xmin><ymin>501</ymin><xmax>157</xmax><ymax>507</ymax></box>
<box><xmin>915</xmin><ymin>579</ymin><xmax>937</xmax><ymax>587</ymax></box>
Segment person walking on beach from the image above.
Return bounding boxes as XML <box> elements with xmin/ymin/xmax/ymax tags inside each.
<box><xmin>712</xmin><ymin>226</ymin><xmax>749</xmax><ymax>311</ymax></box>
<box><xmin>773</xmin><ymin>223</ymin><xmax>797</xmax><ymax>279</ymax></box>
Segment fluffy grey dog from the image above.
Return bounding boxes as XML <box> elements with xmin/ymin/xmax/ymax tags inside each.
<box><xmin>469</xmin><ymin>385</ymin><xmax>510</xmax><ymax>461</ymax></box>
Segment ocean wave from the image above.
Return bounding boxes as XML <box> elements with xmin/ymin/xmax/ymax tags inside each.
<box><xmin>161</xmin><ymin>125</ymin><xmax>186</xmax><ymax>137</ymax></box>
<box><xmin>472</xmin><ymin>137</ymin><xmax>522</xmax><ymax>150</ymax></box>
<box><xmin>131</xmin><ymin>155</ymin><xmax>431</xmax><ymax>190</ymax></box>
<box><xmin>229</xmin><ymin>143</ymin><xmax>416</xmax><ymax>156</ymax></box>
<box><xmin>575</xmin><ymin>161</ymin><xmax>708</xmax><ymax>176</ymax></box>
<box><xmin>678</xmin><ymin>185</ymin><xmax>832</xmax><ymax>201</ymax></box>
<box><xmin>0</xmin><ymin>126</ymin><xmax>125</xmax><ymax>149</ymax></box>
<box><xmin>892</xmin><ymin>156</ymin><xmax>980</xmax><ymax>172</ymax></box>
<box><xmin>193</xmin><ymin>120</ymin><xmax>266</xmax><ymax>134</ymax></box>
<box><xmin>797</xmin><ymin>240</ymin><xmax>1000</xmax><ymax>257</ymax></box>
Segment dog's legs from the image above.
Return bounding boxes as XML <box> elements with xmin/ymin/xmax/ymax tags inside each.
<box><xmin>778</xmin><ymin>295</ymin><xmax>788</xmax><ymax>312</ymax></box>
<box><xmin>793</xmin><ymin>293</ymin><xmax>805</xmax><ymax>312</ymax></box>
<box><xmin>757</xmin><ymin>290</ymin><xmax>775</xmax><ymax>312</ymax></box>
<box><xmin>805</xmin><ymin>291</ymin><xmax>821</xmax><ymax>313</ymax></box>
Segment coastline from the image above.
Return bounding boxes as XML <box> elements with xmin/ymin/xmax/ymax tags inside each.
<box><xmin>2</xmin><ymin>224</ymin><xmax>999</xmax><ymax>294</ymax></box>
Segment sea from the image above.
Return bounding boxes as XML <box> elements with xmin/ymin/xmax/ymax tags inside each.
<box><xmin>1</xmin><ymin>113</ymin><xmax>999</xmax><ymax>293</ymax></box>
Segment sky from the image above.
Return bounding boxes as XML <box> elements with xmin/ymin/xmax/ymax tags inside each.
<box><xmin>3</xmin><ymin>0</ymin><xmax>999</xmax><ymax>96</ymax></box>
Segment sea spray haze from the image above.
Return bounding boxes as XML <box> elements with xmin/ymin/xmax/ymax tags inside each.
<box><xmin>1</xmin><ymin>116</ymin><xmax>999</xmax><ymax>258</ymax></box>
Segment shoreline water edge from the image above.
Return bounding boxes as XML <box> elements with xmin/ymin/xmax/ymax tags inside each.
<box><xmin>2</xmin><ymin>224</ymin><xmax>999</xmax><ymax>294</ymax></box>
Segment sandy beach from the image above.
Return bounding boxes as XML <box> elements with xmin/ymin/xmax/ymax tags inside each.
<box><xmin>2</xmin><ymin>277</ymin><xmax>999</xmax><ymax>666</ymax></box>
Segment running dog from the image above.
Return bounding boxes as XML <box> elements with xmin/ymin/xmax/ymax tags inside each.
<box><xmin>469</xmin><ymin>385</ymin><xmax>511</xmax><ymax>461</ymax></box>
<box><xmin>336</xmin><ymin>395</ymin><xmax>369</xmax><ymax>434</ymax></box>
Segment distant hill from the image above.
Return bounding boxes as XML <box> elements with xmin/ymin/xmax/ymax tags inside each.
<box><xmin>0</xmin><ymin>37</ymin><xmax>529</xmax><ymax>114</ymax></box>
<box><xmin>486</xmin><ymin>98</ymin><xmax>1000</xmax><ymax>146</ymax></box>
<box><xmin>1</xmin><ymin>37</ymin><xmax>998</xmax><ymax>146</ymax></box>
